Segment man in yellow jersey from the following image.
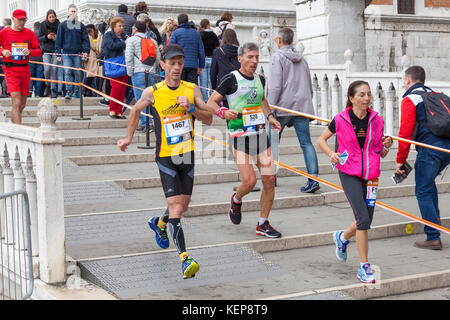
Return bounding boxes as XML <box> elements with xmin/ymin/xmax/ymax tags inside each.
<box><xmin>118</xmin><ymin>44</ymin><xmax>212</xmax><ymax>279</ymax></box>
<box><xmin>206</xmin><ymin>42</ymin><xmax>283</xmax><ymax>238</ymax></box>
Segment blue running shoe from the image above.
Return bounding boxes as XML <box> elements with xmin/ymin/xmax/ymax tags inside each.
<box><xmin>182</xmin><ymin>256</ymin><xmax>199</xmax><ymax>279</ymax></box>
<box><xmin>357</xmin><ymin>263</ymin><xmax>376</xmax><ymax>284</ymax></box>
<box><xmin>333</xmin><ymin>230</ymin><xmax>349</xmax><ymax>262</ymax></box>
<box><xmin>148</xmin><ymin>217</ymin><xmax>169</xmax><ymax>249</ymax></box>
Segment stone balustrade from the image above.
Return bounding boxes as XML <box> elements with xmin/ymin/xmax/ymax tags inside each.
<box><xmin>305</xmin><ymin>49</ymin><xmax>450</xmax><ymax>136</ymax></box>
<box><xmin>0</xmin><ymin>98</ymin><xmax>65</xmax><ymax>285</ymax></box>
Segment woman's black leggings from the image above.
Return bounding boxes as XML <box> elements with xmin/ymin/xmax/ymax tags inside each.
<box><xmin>339</xmin><ymin>171</ymin><xmax>375</xmax><ymax>230</ymax></box>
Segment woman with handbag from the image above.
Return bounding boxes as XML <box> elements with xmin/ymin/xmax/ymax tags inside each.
<box><xmin>101</xmin><ymin>17</ymin><xmax>128</xmax><ymax>119</ymax></box>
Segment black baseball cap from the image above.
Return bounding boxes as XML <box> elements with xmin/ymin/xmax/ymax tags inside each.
<box><xmin>162</xmin><ymin>44</ymin><xmax>185</xmax><ymax>61</ymax></box>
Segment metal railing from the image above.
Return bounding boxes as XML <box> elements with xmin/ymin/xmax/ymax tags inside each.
<box><xmin>0</xmin><ymin>190</ymin><xmax>34</xmax><ymax>300</ymax></box>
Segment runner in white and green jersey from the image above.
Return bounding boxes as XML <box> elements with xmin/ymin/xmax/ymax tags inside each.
<box><xmin>206</xmin><ymin>42</ymin><xmax>283</xmax><ymax>238</ymax></box>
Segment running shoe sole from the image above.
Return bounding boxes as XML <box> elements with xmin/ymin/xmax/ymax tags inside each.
<box><xmin>255</xmin><ymin>230</ymin><xmax>281</xmax><ymax>238</ymax></box>
<box><xmin>183</xmin><ymin>261</ymin><xmax>200</xmax><ymax>279</ymax></box>
<box><xmin>357</xmin><ymin>275</ymin><xmax>376</xmax><ymax>284</ymax></box>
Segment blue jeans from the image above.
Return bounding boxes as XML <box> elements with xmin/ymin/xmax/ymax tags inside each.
<box><xmin>57</xmin><ymin>59</ymin><xmax>64</xmax><ymax>93</ymax></box>
<box><xmin>29</xmin><ymin>62</ymin><xmax>44</xmax><ymax>96</ymax></box>
<box><xmin>269</xmin><ymin>116</ymin><xmax>319</xmax><ymax>177</ymax></box>
<box><xmin>62</xmin><ymin>55</ymin><xmax>81</xmax><ymax>94</ymax></box>
<box><xmin>414</xmin><ymin>142</ymin><xmax>450</xmax><ymax>241</ymax></box>
<box><xmin>199</xmin><ymin>57</ymin><xmax>212</xmax><ymax>102</ymax></box>
<box><xmin>43</xmin><ymin>53</ymin><xmax>58</xmax><ymax>91</ymax></box>
<box><xmin>132</xmin><ymin>72</ymin><xmax>154</xmax><ymax>126</ymax></box>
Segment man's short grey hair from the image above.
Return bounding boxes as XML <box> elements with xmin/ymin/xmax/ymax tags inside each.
<box><xmin>278</xmin><ymin>28</ymin><xmax>294</xmax><ymax>45</ymax></box>
<box><xmin>238</xmin><ymin>42</ymin><xmax>259</xmax><ymax>57</ymax></box>
<box><xmin>136</xmin><ymin>13</ymin><xmax>150</xmax><ymax>23</ymax></box>
<box><xmin>68</xmin><ymin>4</ymin><xmax>77</xmax><ymax>11</ymax></box>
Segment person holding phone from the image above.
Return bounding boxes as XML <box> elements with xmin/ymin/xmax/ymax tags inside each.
<box><xmin>39</xmin><ymin>9</ymin><xmax>60</xmax><ymax>98</ymax></box>
<box><xmin>317</xmin><ymin>80</ymin><xmax>392</xmax><ymax>284</ymax></box>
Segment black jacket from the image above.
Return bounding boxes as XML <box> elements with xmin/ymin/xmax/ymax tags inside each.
<box><xmin>38</xmin><ymin>19</ymin><xmax>60</xmax><ymax>53</ymax></box>
<box><xmin>201</xmin><ymin>30</ymin><xmax>219</xmax><ymax>58</ymax></box>
<box><xmin>210</xmin><ymin>44</ymin><xmax>240</xmax><ymax>89</ymax></box>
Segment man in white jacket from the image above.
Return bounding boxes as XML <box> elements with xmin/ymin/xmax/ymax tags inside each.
<box><xmin>265</xmin><ymin>27</ymin><xmax>320</xmax><ymax>193</ymax></box>
<box><xmin>125</xmin><ymin>21</ymin><xmax>160</xmax><ymax>132</ymax></box>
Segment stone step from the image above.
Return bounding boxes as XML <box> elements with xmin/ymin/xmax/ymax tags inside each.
<box><xmin>62</xmin><ymin>172</ymin><xmax>450</xmax><ymax>216</ymax></box>
<box><xmin>0</xmin><ymin>97</ymin><xmax>103</xmax><ymax>106</ymax></box>
<box><xmin>73</xmin><ymin>215</ymin><xmax>450</xmax><ymax>299</ymax></box>
<box><xmin>23</xmin><ymin>116</ymin><xmax>128</xmax><ymax>130</ymax></box>
<box><xmin>66</xmin><ymin>191</ymin><xmax>450</xmax><ymax>260</ymax></box>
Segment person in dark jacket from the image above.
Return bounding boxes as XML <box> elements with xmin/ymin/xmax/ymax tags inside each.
<box><xmin>395</xmin><ymin>66</ymin><xmax>450</xmax><ymax>250</ymax></box>
<box><xmin>199</xmin><ymin>19</ymin><xmax>219</xmax><ymax>101</ymax></box>
<box><xmin>210</xmin><ymin>28</ymin><xmax>240</xmax><ymax>91</ymax></box>
<box><xmin>116</xmin><ymin>4</ymin><xmax>136</xmax><ymax>37</ymax></box>
<box><xmin>169</xmin><ymin>13</ymin><xmax>205</xmax><ymax>85</ymax></box>
<box><xmin>29</xmin><ymin>22</ymin><xmax>44</xmax><ymax>97</ymax></box>
<box><xmin>38</xmin><ymin>9</ymin><xmax>60</xmax><ymax>98</ymax></box>
<box><xmin>133</xmin><ymin>1</ymin><xmax>148</xmax><ymax>19</ymax></box>
<box><xmin>55</xmin><ymin>4</ymin><xmax>90</xmax><ymax>99</ymax></box>
<box><xmin>101</xmin><ymin>17</ymin><xmax>128</xmax><ymax>119</ymax></box>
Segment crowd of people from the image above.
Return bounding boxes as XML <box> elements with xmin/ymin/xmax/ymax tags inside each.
<box><xmin>0</xmin><ymin>4</ymin><xmax>449</xmax><ymax>284</ymax></box>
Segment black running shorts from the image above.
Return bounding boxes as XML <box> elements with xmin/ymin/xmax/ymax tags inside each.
<box><xmin>156</xmin><ymin>151</ymin><xmax>195</xmax><ymax>198</ymax></box>
<box><xmin>232</xmin><ymin>131</ymin><xmax>270</xmax><ymax>156</ymax></box>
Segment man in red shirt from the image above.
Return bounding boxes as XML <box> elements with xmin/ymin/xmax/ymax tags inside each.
<box><xmin>0</xmin><ymin>9</ymin><xmax>42</xmax><ymax>124</ymax></box>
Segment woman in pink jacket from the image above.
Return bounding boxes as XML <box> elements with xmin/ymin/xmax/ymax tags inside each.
<box><xmin>317</xmin><ymin>80</ymin><xmax>393</xmax><ymax>284</ymax></box>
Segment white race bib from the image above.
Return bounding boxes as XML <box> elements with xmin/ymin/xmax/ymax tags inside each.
<box><xmin>11</xmin><ymin>43</ymin><xmax>28</xmax><ymax>61</ymax></box>
<box><xmin>163</xmin><ymin>113</ymin><xmax>192</xmax><ymax>145</ymax></box>
<box><xmin>242</xmin><ymin>106</ymin><xmax>265</xmax><ymax>132</ymax></box>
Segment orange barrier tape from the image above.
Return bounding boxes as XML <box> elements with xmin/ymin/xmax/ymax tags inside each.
<box><xmin>7</xmin><ymin>59</ymin><xmax>450</xmax><ymax>154</ymax></box>
<box><xmin>0</xmin><ymin>73</ymin><xmax>152</xmax><ymax>118</ymax></box>
<box><xmin>270</xmin><ymin>104</ymin><xmax>450</xmax><ymax>155</ymax></box>
<box><xmin>195</xmin><ymin>132</ymin><xmax>450</xmax><ymax>235</ymax></box>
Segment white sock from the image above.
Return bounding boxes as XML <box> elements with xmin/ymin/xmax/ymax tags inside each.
<box><xmin>258</xmin><ymin>217</ymin><xmax>268</xmax><ymax>226</ymax></box>
<box><xmin>233</xmin><ymin>195</ymin><xmax>241</xmax><ymax>204</ymax></box>
<box><xmin>340</xmin><ymin>233</ymin><xmax>348</xmax><ymax>243</ymax></box>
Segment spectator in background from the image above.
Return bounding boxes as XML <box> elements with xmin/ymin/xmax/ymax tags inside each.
<box><xmin>214</xmin><ymin>11</ymin><xmax>235</xmax><ymax>41</ymax></box>
<box><xmin>101</xmin><ymin>17</ymin><xmax>128</xmax><ymax>119</ymax></box>
<box><xmin>116</xmin><ymin>4</ymin><xmax>136</xmax><ymax>37</ymax></box>
<box><xmin>199</xmin><ymin>19</ymin><xmax>219</xmax><ymax>102</ymax></box>
<box><xmin>169</xmin><ymin>13</ymin><xmax>205</xmax><ymax>85</ymax></box>
<box><xmin>266</xmin><ymin>27</ymin><xmax>319</xmax><ymax>192</ymax></box>
<box><xmin>210</xmin><ymin>29</ymin><xmax>240</xmax><ymax>91</ymax></box>
<box><xmin>133</xmin><ymin>1</ymin><xmax>148</xmax><ymax>19</ymax></box>
<box><xmin>29</xmin><ymin>21</ymin><xmax>44</xmax><ymax>97</ymax></box>
<box><xmin>3</xmin><ymin>18</ymin><xmax>11</xmax><ymax>29</ymax></box>
<box><xmin>0</xmin><ymin>55</ymin><xmax>6</xmax><ymax>97</ymax></box>
<box><xmin>125</xmin><ymin>21</ymin><xmax>160</xmax><ymax>132</ymax></box>
<box><xmin>38</xmin><ymin>9</ymin><xmax>60</xmax><ymax>98</ymax></box>
<box><xmin>98</xmin><ymin>20</ymin><xmax>111</xmax><ymax>106</ymax></box>
<box><xmin>136</xmin><ymin>13</ymin><xmax>162</xmax><ymax>46</ymax></box>
<box><xmin>160</xmin><ymin>18</ymin><xmax>177</xmax><ymax>49</ymax></box>
<box><xmin>83</xmin><ymin>24</ymin><xmax>101</xmax><ymax>96</ymax></box>
<box><xmin>55</xmin><ymin>4</ymin><xmax>90</xmax><ymax>100</ymax></box>
<box><xmin>396</xmin><ymin>66</ymin><xmax>450</xmax><ymax>250</ymax></box>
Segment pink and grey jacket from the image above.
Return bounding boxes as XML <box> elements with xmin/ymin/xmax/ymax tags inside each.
<box><xmin>335</xmin><ymin>107</ymin><xmax>384</xmax><ymax>180</ymax></box>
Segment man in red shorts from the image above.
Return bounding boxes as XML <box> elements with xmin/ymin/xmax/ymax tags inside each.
<box><xmin>0</xmin><ymin>9</ymin><xmax>42</xmax><ymax>124</ymax></box>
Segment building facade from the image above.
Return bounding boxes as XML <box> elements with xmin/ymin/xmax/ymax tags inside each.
<box><xmin>294</xmin><ymin>0</ymin><xmax>450</xmax><ymax>80</ymax></box>
<box><xmin>1</xmin><ymin>1</ymin><xmax>449</xmax><ymax>80</ymax></box>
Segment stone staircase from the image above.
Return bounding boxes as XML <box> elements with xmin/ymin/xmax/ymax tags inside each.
<box><xmin>14</xmin><ymin>97</ymin><xmax>450</xmax><ymax>300</ymax></box>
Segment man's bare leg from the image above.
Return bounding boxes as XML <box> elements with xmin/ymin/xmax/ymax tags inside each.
<box><xmin>10</xmin><ymin>92</ymin><xmax>27</xmax><ymax>124</ymax></box>
<box><xmin>256</xmin><ymin>147</ymin><xmax>275</xmax><ymax>219</ymax></box>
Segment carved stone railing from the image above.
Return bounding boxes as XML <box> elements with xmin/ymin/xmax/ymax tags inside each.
<box><xmin>0</xmin><ymin>98</ymin><xmax>65</xmax><ymax>284</ymax></box>
<box><xmin>305</xmin><ymin>49</ymin><xmax>450</xmax><ymax>136</ymax></box>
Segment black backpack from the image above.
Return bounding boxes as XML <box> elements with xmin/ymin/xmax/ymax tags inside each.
<box><xmin>415</xmin><ymin>89</ymin><xmax>450</xmax><ymax>138</ymax></box>
<box><xmin>217</xmin><ymin>23</ymin><xmax>229</xmax><ymax>42</ymax></box>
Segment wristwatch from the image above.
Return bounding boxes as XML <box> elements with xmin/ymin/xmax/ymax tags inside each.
<box><xmin>266</xmin><ymin>112</ymin><xmax>275</xmax><ymax>121</ymax></box>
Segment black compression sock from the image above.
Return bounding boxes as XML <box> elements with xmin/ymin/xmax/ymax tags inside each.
<box><xmin>168</xmin><ymin>218</ymin><xmax>187</xmax><ymax>255</ymax></box>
